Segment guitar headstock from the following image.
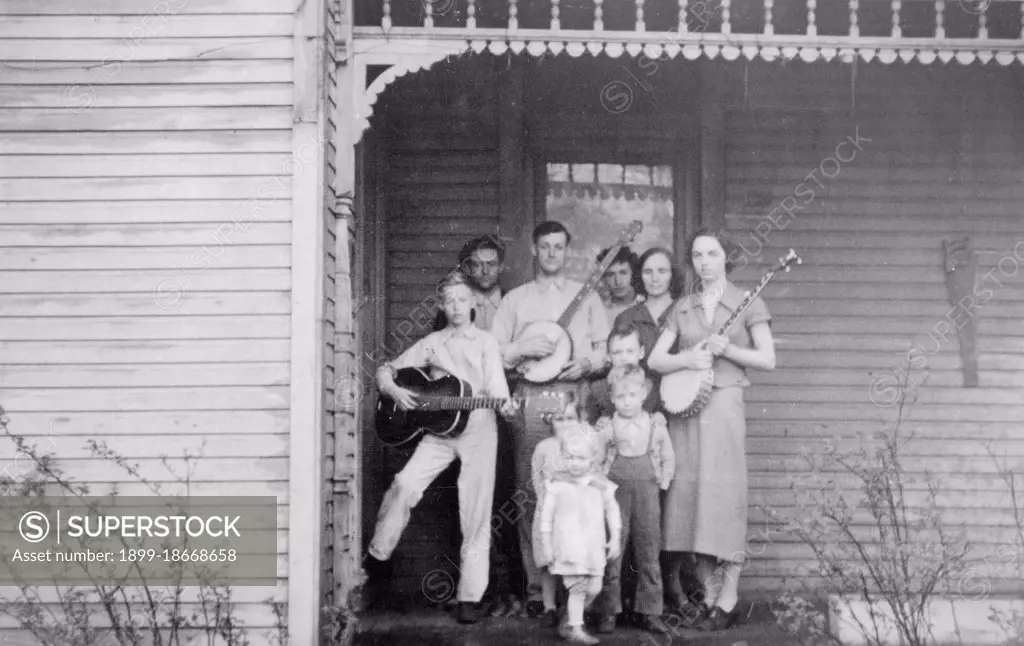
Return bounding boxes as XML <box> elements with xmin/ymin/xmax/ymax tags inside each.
<box><xmin>777</xmin><ymin>249</ymin><xmax>802</xmax><ymax>272</ymax></box>
<box><xmin>526</xmin><ymin>392</ymin><xmax>573</xmax><ymax>419</ymax></box>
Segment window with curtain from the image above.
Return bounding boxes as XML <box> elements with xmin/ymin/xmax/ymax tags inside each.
<box><xmin>545</xmin><ymin>162</ymin><xmax>674</xmax><ymax>289</ymax></box>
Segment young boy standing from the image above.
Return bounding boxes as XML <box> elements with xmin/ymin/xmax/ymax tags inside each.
<box><xmin>594</xmin><ymin>364</ymin><xmax>675</xmax><ymax>635</ymax></box>
<box><xmin>366</xmin><ymin>270</ymin><xmax>519</xmax><ymax>625</ymax></box>
<box><xmin>588</xmin><ymin>322</ymin><xmax>662</xmax><ymax>422</ymax></box>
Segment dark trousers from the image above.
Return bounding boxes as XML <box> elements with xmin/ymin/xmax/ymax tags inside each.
<box><xmin>599</xmin><ymin>454</ymin><xmax>664</xmax><ymax>616</ymax></box>
<box><xmin>487</xmin><ymin>414</ymin><xmax>522</xmax><ymax>597</ymax></box>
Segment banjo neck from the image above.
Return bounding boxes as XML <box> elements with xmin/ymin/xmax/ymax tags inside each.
<box><xmin>709</xmin><ymin>249</ymin><xmax>801</xmax><ymax>338</ymax></box>
<box><xmin>555</xmin><ymin>220</ymin><xmax>644</xmax><ymax>330</ymax></box>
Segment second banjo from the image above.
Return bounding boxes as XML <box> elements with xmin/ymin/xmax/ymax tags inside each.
<box><xmin>660</xmin><ymin>249</ymin><xmax>801</xmax><ymax>417</ymax></box>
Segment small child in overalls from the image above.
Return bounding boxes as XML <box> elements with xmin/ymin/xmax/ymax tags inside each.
<box><xmin>535</xmin><ymin>416</ymin><xmax>622</xmax><ymax>644</ymax></box>
<box><xmin>594</xmin><ymin>364</ymin><xmax>675</xmax><ymax>635</ymax></box>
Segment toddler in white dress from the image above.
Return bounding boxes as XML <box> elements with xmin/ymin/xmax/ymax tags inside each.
<box><xmin>535</xmin><ymin>417</ymin><xmax>622</xmax><ymax>644</ymax></box>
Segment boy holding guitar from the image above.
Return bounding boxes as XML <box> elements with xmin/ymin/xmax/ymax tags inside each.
<box><xmin>492</xmin><ymin>220</ymin><xmax>637</xmax><ymax>616</ymax></box>
<box><xmin>367</xmin><ymin>269</ymin><xmax>520</xmax><ymax>625</ymax></box>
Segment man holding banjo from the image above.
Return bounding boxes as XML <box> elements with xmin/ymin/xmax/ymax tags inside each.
<box><xmin>490</xmin><ymin>220</ymin><xmax>612</xmax><ymax>616</ymax></box>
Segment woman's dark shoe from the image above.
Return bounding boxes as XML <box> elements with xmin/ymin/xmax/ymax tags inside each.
<box><xmin>696</xmin><ymin>605</ymin><xmax>740</xmax><ymax>631</ymax></box>
<box><xmin>667</xmin><ymin>598</ymin><xmax>708</xmax><ymax>627</ymax></box>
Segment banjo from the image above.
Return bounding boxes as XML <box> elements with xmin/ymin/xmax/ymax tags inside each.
<box><xmin>660</xmin><ymin>249</ymin><xmax>801</xmax><ymax>416</ymax></box>
<box><xmin>516</xmin><ymin>220</ymin><xmax>644</xmax><ymax>384</ymax></box>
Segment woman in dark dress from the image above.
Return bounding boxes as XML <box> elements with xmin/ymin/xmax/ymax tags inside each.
<box><xmin>648</xmin><ymin>228</ymin><xmax>776</xmax><ymax>631</ymax></box>
<box><xmin>586</xmin><ymin>247</ymin><xmax>682</xmax><ymax>423</ymax></box>
<box><xmin>611</xmin><ymin>247</ymin><xmax>683</xmax><ymax>413</ymax></box>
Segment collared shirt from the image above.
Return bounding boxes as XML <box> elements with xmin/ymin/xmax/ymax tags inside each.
<box><xmin>666</xmin><ymin>281</ymin><xmax>772</xmax><ymax>389</ymax></box>
<box><xmin>432</xmin><ymin>288</ymin><xmax>503</xmax><ymax>332</ymax></box>
<box><xmin>491</xmin><ymin>276</ymin><xmax>610</xmax><ymax>373</ymax></box>
<box><xmin>474</xmin><ymin>288</ymin><xmax>502</xmax><ymax>331</ymax></box>
<box><xmin>594</xmin><ymin>411</ymin><xmax>675</xmax><ymax>486</ymax></box>
<box><xmin>386</xmin><ymin>324</ymin><xmax>510</xmax><ymax>401</ymax></box>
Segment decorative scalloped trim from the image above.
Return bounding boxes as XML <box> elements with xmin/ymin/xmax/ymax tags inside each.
<box><xmin>459</xmin><ymin>38</ymin><xmax>1022</xmax><ymax>67</ymax></box>
<box><xmin>351</xmin><ymin>38</ymin><xmax>1023</xmax><ymax>141</ymax></box>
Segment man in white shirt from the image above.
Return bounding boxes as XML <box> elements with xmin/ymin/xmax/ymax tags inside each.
<box><xmin>491</xmin><ymin>220</ymin><xmax>611</xmax><ymax>616</ymax></box>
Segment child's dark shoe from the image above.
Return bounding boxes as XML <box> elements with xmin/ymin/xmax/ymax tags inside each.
<box><xmin>525</xmin><ymin>600</ymin><xmax>546</xmax><ymax>618</ymax></box>
<box><xmin>596</xmin><ymin>614</ymin><xmax>616</xmax><ymax>634</ymax></box>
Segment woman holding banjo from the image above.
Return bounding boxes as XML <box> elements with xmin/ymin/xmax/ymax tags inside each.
<box><xmin>648</xmin><ymin>228</ymin><xmax>777</xmax><ymax>631</ymax></box>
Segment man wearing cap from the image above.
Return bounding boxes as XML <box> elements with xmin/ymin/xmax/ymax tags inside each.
<box><xmin>365</xmin><ymin>269</ymin><xmax>518</xmax><ymax>625</ymax></box>
<box><xmin>434</xmin><ymin>235</ymin><xmax>505</xmax><ymax>332</ymax></box>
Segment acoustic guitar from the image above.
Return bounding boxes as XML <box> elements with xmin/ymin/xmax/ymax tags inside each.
<box><xmin>660</xmin><ymin>249</ymin><xmax>801</xmax><ymax>417</ymax></box>
<box><xmin>376</xmin><ymin>367</ymin><xmax>565</xmax><ymax>447</ymax></box>
<box><xmin>515</xmin><ymin>220</ymin><xmax>644</xmax><ymax>384</ymax></box>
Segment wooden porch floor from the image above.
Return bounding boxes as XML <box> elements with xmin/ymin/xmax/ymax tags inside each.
<box><xmin>353</xmin><ymin>601</ymin><xmax>799</xmax><ymax>645</ymax></box>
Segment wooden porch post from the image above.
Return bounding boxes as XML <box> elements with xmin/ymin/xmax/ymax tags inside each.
<box><xmin>333</xmin><ymin>70</ymin><xmax>362</xmax><ymax>612</ymax></box>
<box><xmin>497</xmin><ymin>56</ymin><xmax>533</xmax><ymax>288</ymax></box>
<box><xmin>699</xmin><ymin>65</ymin><xmax>727</xmax><ymax>231</ymax></box>
<box><xmin>289</xmin><ymin>0</ymin><xmax>329</xmax><ymax>641</ymax></box>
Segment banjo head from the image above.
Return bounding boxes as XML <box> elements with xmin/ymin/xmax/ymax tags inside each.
<box><xmin>518</xmin><ymin>321</ymin><xmax>574</xmax><ymax>383</ymax></box>
<box><xmin>660</xmin><ymin>368</ymin><xmax>712</xmax><ymax>415</ymax></box>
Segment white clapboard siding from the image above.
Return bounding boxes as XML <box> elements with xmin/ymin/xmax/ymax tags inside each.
<box><xmin>0</xmin><ymin>0</ymin><xmax>296</xmax><ymax>636</ymax></box>
<box><xmin>719</xmin><ymin>60</ymin><xmax>1024</xmax><ymax>595</ymax></box>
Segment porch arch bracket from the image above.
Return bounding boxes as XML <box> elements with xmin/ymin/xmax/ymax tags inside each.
<box><xmin>351</xmin><ymin>41</ymin><xmax>471</xmax><ymax>143</ymax></box>
<box><xmin>349</xmin><ymin>36</ymin><xmax>1024</xmax><ymax>141</ymax></box>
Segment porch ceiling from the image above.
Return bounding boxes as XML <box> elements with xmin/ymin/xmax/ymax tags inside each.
<box><xmin>345</xmin><ymin>27</ymin><xmax>1023</xmax><ymax>140</ymax></box>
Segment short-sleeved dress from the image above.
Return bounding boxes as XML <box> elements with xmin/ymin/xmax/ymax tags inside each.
<box><xmin>660</xmin><ymin>281</ymin><xmax>771</xmax><ymax>562</ymax></box>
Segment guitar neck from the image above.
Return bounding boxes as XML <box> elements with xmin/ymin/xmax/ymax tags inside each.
<box><xmin>420</xmin><ymin>396</ymin><xmax>514</xmax><ymax>411</ymax></box>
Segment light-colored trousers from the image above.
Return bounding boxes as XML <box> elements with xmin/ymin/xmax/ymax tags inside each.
<box><xmin>368</xmin><ymin>411</ymin><xmax>498</xmax><ymax>603</ymax></box>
